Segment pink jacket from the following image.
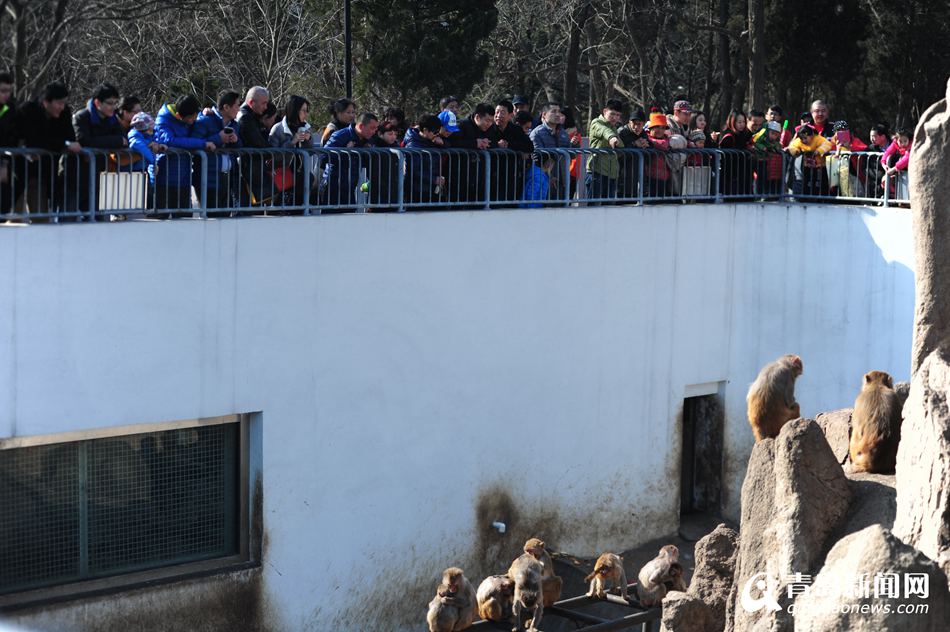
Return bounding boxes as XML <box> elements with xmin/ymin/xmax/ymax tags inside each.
<box><xmin>881</xmin><ymin>138</ymin><xmax>912</xmax><ymax>171</ymax></box>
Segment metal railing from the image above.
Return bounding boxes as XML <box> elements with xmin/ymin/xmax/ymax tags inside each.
<box><xmin>0</xmin><ymin>146</ymin><xmax>910</xmax><ymax>223</ymax></box>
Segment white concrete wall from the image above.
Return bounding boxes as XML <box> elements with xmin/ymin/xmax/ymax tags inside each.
<box><xmin>0</xmin><ymin>202</ymin><xmax>914</xmax><ymax>631</ymax></box>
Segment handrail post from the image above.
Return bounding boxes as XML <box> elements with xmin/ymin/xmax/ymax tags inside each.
<box><xmin>198</xmin><ymin>150</ymin><xmax>208</xmax><ymax>218</ymax></box>
<box><xmin>483</xmin><ymin>149</ymin><xmax>491</xmax><ymax>210</ymax></box>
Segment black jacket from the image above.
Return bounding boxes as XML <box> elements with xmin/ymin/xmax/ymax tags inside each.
<box><xmin>450</xmin><ymin>117</ymin><xmax>501</xmax><ymax>149</ymax></box>
<box><xmin>0</xmin><ymin>102</ymin><xmax>17</xmax><ymax>147</ymax></box>
<box><xmin>16</xmin><ymin>101</ymin><xmax>75</xmax><ymax>151</ymax></box>
<box><xmin>496</xmin><ymin>121</ymin><xmax>533</xmax><ymax>152</ymax></box>
<box><xmin>236</xmin><ymin>104</ymin><xmax>268</xmax><ymax>149</ymax></box>
<box><xmin>73</xmin><ymin>101</ymin><xmax>125</xmax><ymax>148</ymax></box>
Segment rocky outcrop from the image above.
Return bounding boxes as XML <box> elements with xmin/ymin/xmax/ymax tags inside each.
<box><xmin>794</xmin><ymin>525</ymin><xmax>950</xmax><ymax>631</ymax></box>
<box><xmin>894</xmin><ymin>344</ymin><xmax>950</xmax><ymax>576</ymax></box>
<box><xmin>727</xmin><ymin>420</ymin><xmax>851</xmax><ymax>632</ymax></box>
<box><xmin>815</xmin><ymin>409</ymin><xmax>852</xmax><ymax>465</ymax></box>
<box><xmin>911</xmin><ymin>78</ymin><xmax>950</xmax><ymax>374</ymax></box>
<box><xmin>660</xmin><ymin>523</ymin><xmax>739</xmax><ymax>632</ymax></box>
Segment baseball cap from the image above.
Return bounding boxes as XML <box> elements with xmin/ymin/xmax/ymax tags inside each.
<box><xmin>673</xmin><ymin>100</ymin><xmax>692</xmax><ymax>113</ymax></box>
<box><xmin>629</xmin><ymin>107</ymin><xmax>646</xmax><ymax>122</ymax></box>
<box><xmin>438</xmin><ymin>110</ymin><xmax>460</xmax><ymax>133</ymax></box>
<box><xmin>512</xmin><ymin>95</ymin><xmax>527</xmax><ymax>106</ymax></box>
<box><xmin>766</xmin><ymin>121</ymin><xmax>782</xmax><ymax>133</ymax></box>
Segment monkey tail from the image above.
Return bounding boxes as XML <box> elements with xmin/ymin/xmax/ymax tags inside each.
<box><xmin>584</xmin><ymin>570</ymin><xmax>597</xmax><ymax>583</ymax></box>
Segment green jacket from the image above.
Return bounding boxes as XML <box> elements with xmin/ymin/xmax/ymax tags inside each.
<box><xmin>587</xmin><ymin>115</ymin><xmax>624</xmax><ymax>178</ymax></box>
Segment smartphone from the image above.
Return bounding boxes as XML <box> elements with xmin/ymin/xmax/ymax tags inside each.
<box><xmin>835</xmin><ymin>130</ymin><xmax>851</xmax><ymax>145</ymax></box>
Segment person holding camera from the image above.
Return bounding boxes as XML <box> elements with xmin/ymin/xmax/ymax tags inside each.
<box><xmin>194</xmin><ymin>89</ymin><xmax>243</xmax><ymax>215</ymax></box>
<box><xmin>268</xmin><ymin>95</ymin><xmax>313</xmax><ymax>210</ymax></box>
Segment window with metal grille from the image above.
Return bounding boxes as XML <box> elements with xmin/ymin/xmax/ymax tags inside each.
<box><xmin>0</xmin><ymin>421</ymin><xmax>241</xmax><ymax>596</ymax></box>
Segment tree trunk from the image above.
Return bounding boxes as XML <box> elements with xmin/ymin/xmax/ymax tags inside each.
<box><xmin>717</xmin><ymin>0</ymin><xmax>732</xmax><ymax>125</ymax></box>
<box><xmin>563</xmin><ymin>1</ymin><xmax>591</xmax><ymax>114</ymax></box>
<box><xmin>747</xmin><ymin>0</ymin><xmax>765</xmax><ymax>110</ymax></box>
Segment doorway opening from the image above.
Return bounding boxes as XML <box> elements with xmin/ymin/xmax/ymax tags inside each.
<box><xmin>680</xmin><ymin>393</ymin><xmax>724</xmax><ymax>518</ymax></box>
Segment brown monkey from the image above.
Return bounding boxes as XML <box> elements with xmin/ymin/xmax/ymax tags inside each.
<box><xmin>849</xmin><ymin>370</ymin><xmax>902</xmax><ymax>473</ymax></box>
<box><xmin>664</xmin><ymin>562</ymin><xmax>688</xmax><ymax>593</ymax></box>
<box><xmin>476</xmin><ymin>575</ymin><xmax>515</xmax><ymax>622</ymax></box>
<box><xmin>523</xmin><ymin>537</ymin><xmax>563</xmax><ymax>607</ymax></box>
<box><xmin>747</xmin><ymin>354</ymin><xmax>804</xmax><ymax>441</ymax></box>
<box><xmin>585</xmin><ymin>552</ymin><xmax>629</xmax><ymax>600</ymax></box>
<box><xmin>426</xmin><ymin>567</ymin><xmax>477</xmax><ymax>632</ymax></box>
<box><xmin>507</xmin><ymin>553</ymin><xmax>544</xmax><ymax>632</ymax></box>
<box><xmin>636</xmin><ymin>545</ymin><xmax>679</xmax><ymax>607</ymax></box>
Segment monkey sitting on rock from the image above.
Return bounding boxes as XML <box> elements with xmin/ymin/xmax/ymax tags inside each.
<box><xmin>849</xmin><ymin>370</ymin><xmax>902</xmax><ymax>473</ymax></box>
<box><xmin>747</xmin><ymin>354</ymin><xmax>804</xmax><ymax>441</ymax></box>
<box><xmin>636</xmin><ymin>545</ymin><xmax>679</xmax><ymax>607</ymax></box>
<box><xmin>427</xmin><ymin>567</ymin><xmax>477</xmax><ymax>632</ymax></box>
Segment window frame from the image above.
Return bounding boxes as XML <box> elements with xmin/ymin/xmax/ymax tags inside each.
<box><xmin>0</xmin><ymin>413</ymin><xmax>258</xmax><ymax>611</ymax></box>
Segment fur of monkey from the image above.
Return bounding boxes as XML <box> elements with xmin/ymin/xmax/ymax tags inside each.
<box><xmin>636</xmin><ymin>545</ymin><xmax>679</xmax><ymax>607</ymax></box>
<box><xmin>747</xmin><ymin>354</ymin><xmax>804</xmax><ymax>441</ymax></box>
<box><xmin>426</xmin><ymin>567</ymin><xmax>477</xmax><ymax>632</ymax></box>
<box><xmin>664</xmin><ymin>562</ymin><xmax>688</xmax><ymax>593</ymax></box>
<box><xmin>585</xmin><ymin>552</ymin><xmax>629</xmax><ymax>600</ymax></box>
<box><xmin>523</xmin><ymin>537</ymin><xmax>563</xmax><ymax>607</ymax></box>
<box><xmin>476</xmin><ymin>574</ymin><xmax>514</xmax><ymax>622</ymax></box>
<box><xmin>850</xmin><ymin>370</ymin><xmax>902</xmax><ymax>473</ymax></box>
<box><xmin>508</xmin><ymin>553</ymin><xmax>544</xmax><ymax>632</ymax></box>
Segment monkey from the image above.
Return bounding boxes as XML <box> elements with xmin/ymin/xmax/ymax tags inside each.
<box><xmin>476</xmin><ymin>574</ymin><xmax>515</xmax><ymax>622</ymax></box>
<box><xmin>664</xmin><ymin>562</ymin><xmax>688</xmax><ymax>593</ymax></box>
<box><xmin>426</xmin><ymin>567</ymin><xmax>477</xmax><ymax>632</ymax></box>
<box><xmin>636</xmin><ymin>545</ymin><xmax>679</xmax><ymax>607</ymax></box>
<box><xmin>747</xmin><ymin>354</ymin><xmax>804</xmax><ymax>441</ymax></box>
<box><xmin>507</xmin><ymin>553</ymin><xmax>544</xmax><ymax>632</ymax></box>
<box><xmin>849</xmin><ymin>370</ymin><xmax>903</xmax><ymax>473</ymax></box>
<box><xmin>584</xmin><ymin>552</ymin><xmax>629</xmax><ymax>600</ymax></box>
<box><xmin>523</xmin><ymin>537</ymin><xmax>563</xmax><ymax>607</ymax></box>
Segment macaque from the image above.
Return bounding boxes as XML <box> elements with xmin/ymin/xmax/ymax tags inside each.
<box><xmin>476</xmin><ymin>575</ymin><xmax>515</xmax><ymax>622</ymax></box>
<box><xmin>664</xmin><ymin>562</ymin><xmax>688</xmax><ymax>593</ymax></box>
<box><xmin>747</xmin><ymin>354</ymin><xmax>804</xmax><ymax>441</ymax></box>
<box><xmin>507</xmin><ymin>553</ymin><xmax>544</xmax><ymax>632</ymax></box>
<box><xmin>427</xmin><ymin>567</ymin><xmax>477</xmax><ymax>632</ymax></box>
<box><xmin>584</xmin><ymin>552</ymin><xmax>628</xmax><ymax>600</ymax></box>
<box><xmin>636</xmin><ymin>545</ymin><xmax>679</xmax><ymax>607</ymax></box>
<box><xmin>849</xmin><ymin>370</ymin><xmax>902</xmax><ymax>473</ymax></box>
<box><xmin>523</xmin><ymin>537</ymin><xmax>563</xmax><ymax>607</ymax></box>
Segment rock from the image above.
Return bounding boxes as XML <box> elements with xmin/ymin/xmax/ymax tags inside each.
<box><xmin>660</xmin><ymin>591</ymin><xmax>716</xmax><ymax>632</ymax></box>
<box><xmin>837</xmin><ymin>470</ymin><xmax>897</xmax><ymax>537</ymax></box>
<box><xmin>688</xmin><ymin>523</ymin><xmax>739</xmax><ymax>632</ymax></box>
<box><xmin>895</xmin><ymin>381</ymin><xmax>911</xmax><ymax>414</ymax></box>
<box><xmin>894</xmin><ymin>344</ymin><xmax>950</xmax><ymax>577</ymax></box>
<box><xmin>794</xmin><ymin>525</ymin><xmax>950</xmax><ymax>631</ymax></box>
<box><xmin>815</xmin><ymin>409</ymin><xmax>852</xmax><ymax>465</ymax></box>
<box><xmin>911</xmin><ymin>78</ymin><xmax>950</xmax><ymax>374</ymax></box>
<box><xmin>727</xmin><ymin>419</ymin><xmax>851</xmax><ymax>632</ymax></box>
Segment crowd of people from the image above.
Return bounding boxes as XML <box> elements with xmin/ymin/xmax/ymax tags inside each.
<box><xmin>0</xmin><ymin>72</ymin><xmax>914</xmax><ymax>218</ymax></box>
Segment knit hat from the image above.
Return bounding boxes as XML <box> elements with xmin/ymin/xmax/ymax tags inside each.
<box><xmin>765</xmin><ymin>121</ymin><xmax>782</xmax><ymax>133</ymax></box>
<box><xmin>648</xmin><ymin>108</ymin><xmax>668</xmax><ymax>129</ymax></box>
<box><xmin>832</xmin><ymin>120</ymin><xmax>850</xmax><ymax>132</ymax></box>
<box><xmin>131</xmin><ymin>111</ymin><xmax>154</xmax><ymax>131</ymax></box>
<box><xmin>688</xmin><ymin>129</ymin><xmax>706</xmax><ymax>142</ymax></box>
<box><xmin>797</xmin><ymin>123</ymin><xmax>817</xmax><ymax>137</ymax></box>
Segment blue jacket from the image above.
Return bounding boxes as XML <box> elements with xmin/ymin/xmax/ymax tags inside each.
<box><xmin>193</xmin><ymin>109</ymin><xmax>242</xmax><ymax>189</ymax></box>
<box><xmin>154</xmin><ymin>103</ymin><xmax>207</xmax><ymax>187</ymax></box>
<box><xmin>127</xmin><ymin>129</ymin><xmax>157</xmax><ymax>180</ymax></box>
<box><xmin>403</xmin><ymin>128</ymin><xmax>441</xmax><ymax>195</ymax></box>
<box><xmin>323</xmin><ymin>124</ymin><xmax>371</xmax><ymax>197</ymax></box>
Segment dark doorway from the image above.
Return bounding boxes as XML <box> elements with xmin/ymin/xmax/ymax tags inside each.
<box><xmin>680</xmin><ymin>394</ymin><xmax>724</xmax><ymax>516</ymax></box>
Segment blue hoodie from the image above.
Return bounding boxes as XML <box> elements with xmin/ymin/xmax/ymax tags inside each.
<box><xmin>127</xmin><ymin>128</ymin><xmax>158</xmax><ymax>181</ymax></box>
<box><xmin>154</xmin><ymin>103</ymin><xmax>208</xmax><ymax>187</ymax></box>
